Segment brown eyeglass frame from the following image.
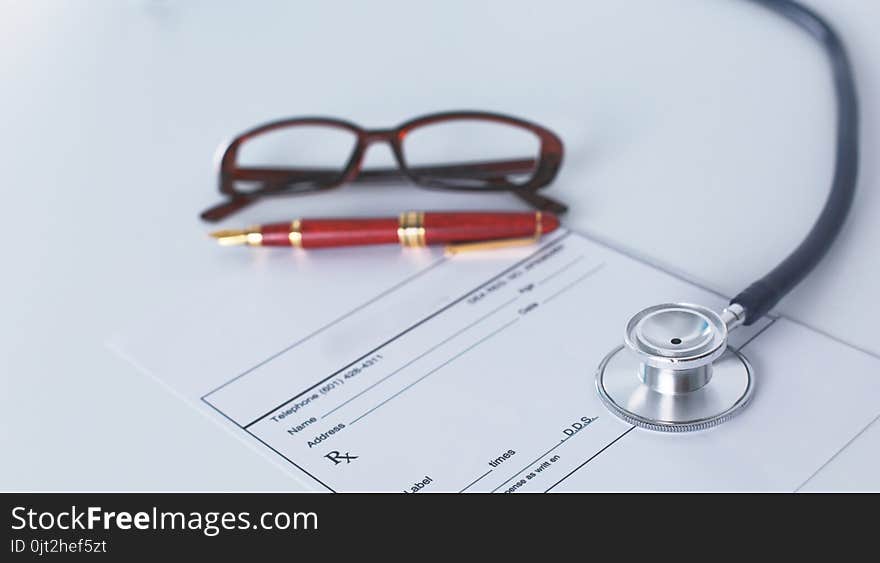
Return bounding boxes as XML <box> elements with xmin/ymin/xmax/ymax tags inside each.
<box><xmin>201</xmin><ymin>110</ymin><xmax>566</xmax><ymax>222</ymax></box>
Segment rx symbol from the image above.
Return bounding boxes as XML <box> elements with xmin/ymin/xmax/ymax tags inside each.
<box><xmin>325</xmin><ymin>451</ymin><xmax>359</xmax><ymax>465</ymax></box>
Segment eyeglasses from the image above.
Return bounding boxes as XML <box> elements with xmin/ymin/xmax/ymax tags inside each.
<box><xmin>200</xmin><ymin>111</ymin><xmax>566</xmax><ymax>222</ymax></box>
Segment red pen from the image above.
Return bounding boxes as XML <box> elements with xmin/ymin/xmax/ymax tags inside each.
<box><xmin>210</xmin><ymin>211</ymin><xmax>558</xmax><ymax>253</ymax></box>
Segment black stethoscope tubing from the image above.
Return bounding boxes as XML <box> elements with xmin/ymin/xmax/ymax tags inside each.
<box><xmin>731</xmin><ymin>0</ymin><xmax>859</xmax><ymax>324</ymax></box>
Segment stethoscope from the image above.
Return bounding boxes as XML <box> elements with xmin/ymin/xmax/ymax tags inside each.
<box><xmin>596</xmin><ymin>0</ymin><xmax>860</xmax><ymax>432</ymax></box>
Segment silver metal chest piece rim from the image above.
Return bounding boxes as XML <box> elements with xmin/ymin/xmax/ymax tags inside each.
<box><xmin>595</xmin><ymin>345</ymin><xmax>754</xmax><ymax>432</ymax></box>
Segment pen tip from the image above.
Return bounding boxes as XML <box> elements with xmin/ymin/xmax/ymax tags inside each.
<box><xmin>209</xmin><ymin>229</ymin><xmax>250</xmax><ymax>246</ymax></box>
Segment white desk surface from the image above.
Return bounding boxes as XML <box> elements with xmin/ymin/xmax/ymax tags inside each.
<box><xmin>2</xmin><ymin>0</ymin><xmax>878</xmax><ymax>491</ymax></box>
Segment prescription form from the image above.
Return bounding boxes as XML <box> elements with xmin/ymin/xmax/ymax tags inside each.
<box><xmin>109</xmin><ymin>231</ymin><xmax>880</xmax><ymax>491</ymax></box>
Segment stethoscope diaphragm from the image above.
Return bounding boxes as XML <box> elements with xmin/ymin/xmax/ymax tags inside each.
<box><xmin>595</xmin><ymin>303</ymin><xmax>754</xmax><ymax>432</ymax></box>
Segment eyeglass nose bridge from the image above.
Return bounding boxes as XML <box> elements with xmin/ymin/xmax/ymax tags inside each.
<box><xmin>343</xmin><ymin>129</ymin><xmax>406</xmax><ymax>180</ymax></box>
<box><xmin>361</xmin><ymin>128</ymin><xmax>399</xmax><ymax>145</ymax></box>
<box><xmin>335</xmin><ymin>128</ymin><xmax>403</xmax><ymax>186</ymax></box>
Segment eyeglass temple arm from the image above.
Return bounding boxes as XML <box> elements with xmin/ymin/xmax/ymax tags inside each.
<box><xmin>202</xmin><ymin>158</ymin><xmax>567</xmax><ymax>222</ymax></box>
<box><xmin>227</xmin><ymin>158</ymin><xmax>538</xmax><ymax>184</ymax></box>
<box><xmin>201</xmin><ymin>194</ymin><xmax>260</xmax><ymax>222</ymax></box>
<box><xmin>511</xmin><ymin>189</ymin><xmax>568</xmax><ymax>214</ymax></box>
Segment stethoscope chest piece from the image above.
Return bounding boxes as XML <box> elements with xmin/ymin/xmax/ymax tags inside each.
<box><xmin>596</xmin><ymin>303</ymin><xmax>754</xmax><ymax>432</ymax></box>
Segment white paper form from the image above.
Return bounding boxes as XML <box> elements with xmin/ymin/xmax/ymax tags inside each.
<box><xmin>109</xmin><ymin>231</ymin><xmax>880</xmax><ymax>492</ymax></box>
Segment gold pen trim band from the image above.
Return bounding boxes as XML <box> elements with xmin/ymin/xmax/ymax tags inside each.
<box><xmin>398</xmin><ymin>211</ymin><xmax>426</xmax><ymax>247</ymax></box>
<box><xmin>289</xmin><ymin>219</ymin><xmax>302</xmax><ymax>247</ymax></box>
<box><xmin>534</xmin><ymin>211</ymin><xmax>543</xmax><ymax>238</ymax></box>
